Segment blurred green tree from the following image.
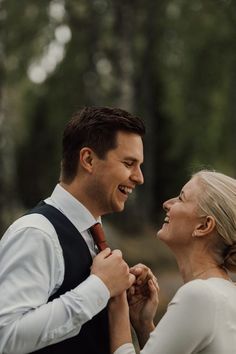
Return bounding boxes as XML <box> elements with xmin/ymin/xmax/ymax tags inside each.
<box><xmin>1</xmin><ymin>0</ymin><xmax>236</xmax><ymax>235</ymax></box>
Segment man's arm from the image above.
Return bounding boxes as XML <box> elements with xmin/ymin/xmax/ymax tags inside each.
<box><xmin>0</xmin><ymin>220</ymin><xmax>134</xmax><ymax>353</ymax></box>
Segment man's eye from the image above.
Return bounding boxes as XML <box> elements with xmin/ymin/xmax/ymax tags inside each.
<box><xmin>124</xmin><ymin>161</ymin><xmax>133</xmax><ymax>167</ymax></box>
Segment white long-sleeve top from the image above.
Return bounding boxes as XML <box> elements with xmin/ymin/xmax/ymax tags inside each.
<box><xmin>115</xmin><ymin>278</ymin><xmax>236</xmax><ymax>354</ymax></box>
<box><xmin>0</xmin><ymin>184</ymin><xmax>110</xmax><ymax>354</ymax></box>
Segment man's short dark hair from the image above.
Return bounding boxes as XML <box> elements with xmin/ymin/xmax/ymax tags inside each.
<box><xmin>61</xmin><ymin>106</ymin><xmax>145</xmax><ymax>182</ymax></box>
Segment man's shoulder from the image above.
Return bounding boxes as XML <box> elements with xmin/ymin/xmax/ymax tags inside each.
<box><xmin>8</xmin><ymin>212</ymin><xmax>56</xmax><ymax>235</ymax></box>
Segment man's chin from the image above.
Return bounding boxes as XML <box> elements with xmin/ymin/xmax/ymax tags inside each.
<box><xmin>113</xmin><ymin>202</ymin><xmax>125</xmax><ymax>213</ymax></box>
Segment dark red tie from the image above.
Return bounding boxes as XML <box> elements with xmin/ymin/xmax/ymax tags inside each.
<box><xmin>90</xmin><ymin>223</ymin><xmax>109</xmax><ymax>252</ymax></box>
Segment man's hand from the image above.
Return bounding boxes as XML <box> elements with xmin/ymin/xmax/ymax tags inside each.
<box><xmin>91</xmin><ymin>248</ymin><xmax>136</xmax><ymax>297</ymax></box>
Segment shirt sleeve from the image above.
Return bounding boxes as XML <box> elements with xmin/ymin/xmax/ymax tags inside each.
<box><xmin>113</xmin><ymin>280</ymin><xmax>216</xmax><ymax>354</ymax></box>
<box><xmin>0</xmin><ymin>215</ymin><xmax>110</xmax><ymax>353</ymax></box>
<box><xmin>114</xmin><ymin>343</ymin><xmax>136</xmax><ymax>354</ymax></box>
<box><xmin>139</xmin><ymin>280</ymin><xmax>216</xmax><ymax>354</ymax></box>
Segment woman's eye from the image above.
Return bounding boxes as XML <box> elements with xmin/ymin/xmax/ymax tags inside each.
<box><xmin>178</xmin><ymin>196</ymin><xmax>183</xmax><ymax>201</ymax></box>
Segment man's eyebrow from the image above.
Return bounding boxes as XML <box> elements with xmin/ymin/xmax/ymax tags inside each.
<box><xmin>124</xmin><ymin>157</ymin><xmax>137</xmax><ymax>161</ymax></box>
<box><xmin>123</xmin><ymin>157</ymin><xmax>144</xmax><ymax>164</ymax></box>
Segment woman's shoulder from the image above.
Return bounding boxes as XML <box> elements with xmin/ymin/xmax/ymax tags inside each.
<box><xmin>171</xmin><ymin>279</ymin><xmax>216</xmax><ymax>307</ymax></box>
<box><xmin>164</xmin><ymin>279</ymin><xmax>218</xmax><ymax>339</ymax></box>
<box><xmin>172</xmin><ymin>278</ymin><xmax>234</xmax><ymax>308</ymax></box>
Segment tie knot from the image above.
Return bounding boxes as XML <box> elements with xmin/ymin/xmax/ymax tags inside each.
<box><xmin>90</xmin><ymin>223</ymin><xmax>109</xmax><ymax>252</ymax></box>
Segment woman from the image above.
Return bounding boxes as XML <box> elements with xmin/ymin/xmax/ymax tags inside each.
<box><xmin>109</xmin><ymin>170</ymin><xmax>236</xmax><ymax>354</ymax></box>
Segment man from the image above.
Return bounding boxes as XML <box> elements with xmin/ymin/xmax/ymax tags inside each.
<box><xmin>0</xmin><ymin>106</ymin><xmax>146</xmax><ymax>353</ymax></box>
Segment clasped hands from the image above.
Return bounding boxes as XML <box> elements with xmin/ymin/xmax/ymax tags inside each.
<box><xmin>110</xmin><ymin>262</ymin><xmax>159</xmax><ymax>332</ymax></box>
<box><xmin>91</xmin><ymin>247</ymin><xmax>159</xmax><ymax>330</ymax></box>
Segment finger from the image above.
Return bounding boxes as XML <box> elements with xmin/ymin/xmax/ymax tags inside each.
<box><xmin>131</xmin><ymin>269</ymin><xmax>147</xmax><ymax>286</ymax></box>
<box><xmin>128</xmin><ymin>285</ymin><xmax>135</xmax><ymax>296</ymax></box>
<box><xmin>130</xmin><ymin>263</ymin><xmax>148</xmax><ymax>275</ymax></box>
<box><xmin>129</xmin><ymin>273</ymin><xmax>136</xmax><ymax>287</ymax></box>
<box><xmin>136</xmin><ymin>268</ymin><xmax>152</xmax><ymax>285</ymax></box>
<box><xmin>148</xmin><ymin>279</ymin><xmax>159</xmax><ymax>298</ymax></box>
<box><xmin>127</xmin><ymin>290</ymin><xmax>135</xmax><ymax>304</ymax></box>
<box><xmin>96</xmin><ymin>247</ymin><xmax>111</xmax><ymax>259</ymax></box>
<box><xmin>143</xmin><ymin>270</ymin><xmax>158</xmax><ymax>284</ymax></box>
<box><xmin>129</xmin><ymin>266</ymin><xmax>143</xmax><ymax>276</ymax></box>
<box><xmin>112</xmin><ymin>249</ymin><xmax>123</xmax><ymax>257</ymax></box>
<box><xmin>151</xmin><ymin>276</ymin><xmax>160</xmax><ymax>292</ymax></box>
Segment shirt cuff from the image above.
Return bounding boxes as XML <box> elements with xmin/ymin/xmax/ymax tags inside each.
<box><xmin>73</xmin><ymin>274</ymin><xmax>110</xmax><ymax>317</ymax></box>
<box><xmin>113</xmin><ymin>343</ymin><xmax>135</xmax><ymax>354</ymax></box>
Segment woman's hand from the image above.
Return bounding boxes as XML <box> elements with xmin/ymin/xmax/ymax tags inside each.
<box><xmin>128</xmin><ymin>264</ymin><xmax>159</xmax><ymax>348</ymax></box>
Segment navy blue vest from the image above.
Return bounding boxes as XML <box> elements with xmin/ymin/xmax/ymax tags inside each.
<box><xmin>27</xmin><ymin>202</ymin><xmax>110</xmax><ymax>354</ymax></box>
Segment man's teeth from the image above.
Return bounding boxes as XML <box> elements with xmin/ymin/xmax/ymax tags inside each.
<box><xmin>119</xmin><ymin>186</ymin><xmax>132</xmax><ymax>194</ymax></box>
<box><xmin>164</xmin><ymin>216</ymin><xmax>169</xmax><ymax>223</ymax></box>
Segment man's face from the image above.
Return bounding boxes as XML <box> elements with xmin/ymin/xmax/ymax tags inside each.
<box><xmin>88</xmin><ymin>131</ymin><xmax>144</xmax><ymax>217</ymax></box>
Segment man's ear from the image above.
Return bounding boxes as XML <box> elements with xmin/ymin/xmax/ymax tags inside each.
<box><xmin>79</xmin><ymin>147</ymin><xmax>95</xmax><ymax>173</ymax></box>
<box><xmin>193</xmin><ymin>216</ymin><xmax>216</xmax><ymax>237</ymax></box>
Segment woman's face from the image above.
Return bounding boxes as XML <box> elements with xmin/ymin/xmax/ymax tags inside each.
<box><xmin>157</xmin><ymin>177</ymin><xmax>203</xmax><ymax>248</ymax></box>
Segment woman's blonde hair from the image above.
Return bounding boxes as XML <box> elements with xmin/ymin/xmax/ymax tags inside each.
<box><xmin>193</xmin><ymin>170</ymin><xmax>236</xmax><ymax>272</ymax></box>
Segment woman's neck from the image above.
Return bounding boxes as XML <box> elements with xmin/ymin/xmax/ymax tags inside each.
<box><xmin>192</xmin><ymin>265</ymin><xmax>229</xmax><ymax>281</ymax></box>
<box><xmin>175</xmin><ymin>253</ymin><xmax>230</xmax><ymax>283</ymax></box>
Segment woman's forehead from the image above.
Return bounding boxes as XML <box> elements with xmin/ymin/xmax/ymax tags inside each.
<box><xmin>182</xmin><ymin>177</ymin><xmax>201</xmax><ymax>199</ymax></box>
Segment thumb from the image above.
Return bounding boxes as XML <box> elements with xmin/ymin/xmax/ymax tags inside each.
<box><xmin>129</xmin><ymin>266</ymin><xmax>142</xmax><ymax>276</ymax></box>
<box><xmin>97</xmin><ymin>247</ymin><xmax>111</xmax><ymax>259</ymax></box>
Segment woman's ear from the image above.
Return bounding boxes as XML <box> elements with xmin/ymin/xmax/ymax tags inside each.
<box><xmin>193</xmin><ymin>216</ymin><xmax>216</xmax><ymax>237</ymax></box>
<box><xmin>79</xmin><ymin>147</ymin><xmax>95</xmax><ymax>173</ymax></box>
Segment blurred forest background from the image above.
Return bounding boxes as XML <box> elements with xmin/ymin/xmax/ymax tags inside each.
<box><xmin>1</xmin><ymin>0</ymin><xmax>236</xmax><ymax>321</ymax></box>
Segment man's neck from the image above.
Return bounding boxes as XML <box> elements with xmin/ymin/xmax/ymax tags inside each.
<box><xmin>60</xmin><ymin>180</ymin><xmax>101</xmax><ymax>220</ymax></box>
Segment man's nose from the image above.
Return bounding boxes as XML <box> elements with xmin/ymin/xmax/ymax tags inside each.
<box><xmin>131</xmin><ymin>166</ymin><xmax>144</xmax><ymax>185</ymax></box>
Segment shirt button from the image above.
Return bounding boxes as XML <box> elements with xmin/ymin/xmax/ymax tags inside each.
<box><xmin>97</xmin><ymin>297</ymin><xmax>103</xmax><ymax>306</ymax></box>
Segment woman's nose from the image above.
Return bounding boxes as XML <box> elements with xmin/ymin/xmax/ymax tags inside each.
<box><xmin>163</xmin><ymin>197</ymin><xmax>176</xmax><ymax>211</ymax></box>
<box><xmin>163</xmin><ymin>200</ymin><xmax>169</xmax><ymax>212</ymax></box>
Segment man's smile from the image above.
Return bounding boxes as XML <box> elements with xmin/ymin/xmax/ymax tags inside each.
<box><xmin>118</xmin><ymin>185</ymin><xmax>133</xmax><ymax>195</ymax></box>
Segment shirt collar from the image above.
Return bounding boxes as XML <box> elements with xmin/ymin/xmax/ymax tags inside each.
<box><xmin>45</xmin><ymin>184</ymin><xmax>101</xmax><ymax>233</ymax></box>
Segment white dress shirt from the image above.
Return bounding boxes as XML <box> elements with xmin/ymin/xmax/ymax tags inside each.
<box><xmin>0</xmin><ymin>184</ymin><xmax>110</xmax><ymax>354</ymax></box>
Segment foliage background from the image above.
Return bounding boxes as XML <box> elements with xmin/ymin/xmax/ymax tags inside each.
<box><xmin>1</xmin><ymin>0</ymin><xmax>236</xmax><ymax>322</ymax></box>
